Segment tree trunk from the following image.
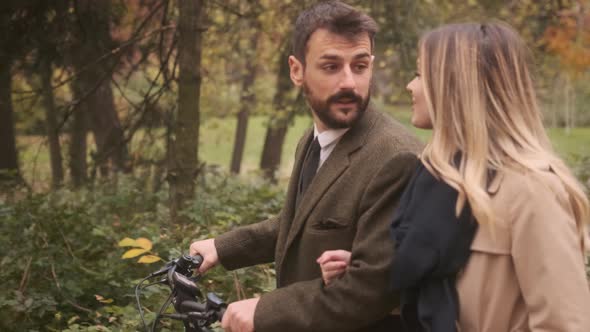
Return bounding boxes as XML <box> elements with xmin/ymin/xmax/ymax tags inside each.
<box><xmin>0</xmin><ymin>56</ymin><xmax>19</xmax><ymax>182</ymax></box>
<box><xmin>69</xmin><ymin>77</ymin><xmax>88</xmax><ymax>187</ymax></box>
<box><xmin>40</xmin><ymin>58</ymin><xmax>64</xmax><ymax>188</ymax></box>
<box><xmin>260</xmin><ymin>44</ymin><xmax>296</xmax><ymax>181</ymax></box>
<box><xmin>230</xmin><ymin>24</ymin><xmax>260</xmax><ymax>174</ymax></box>
<box><xmin>73</xmin><ymin>0</ymin><xmax>129</xmax><ymax>178</ymax></box>
<box><xmin>169</xmin><ymin>0</ymin><xmax>204</xmax><ymax>222</ymax></box>
<box><xmin>260</xmin><ymin>118</ymin><xmax>292</xmax><ymax>181</ymax></box>
<box><xmin>87</xmin><ymin>77</ymin><xmax>128</xmax><ymax>176</ymax></box>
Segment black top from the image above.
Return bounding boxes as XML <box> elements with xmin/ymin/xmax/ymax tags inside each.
<box><xmin>390</xmin><ymin>161</ymin><xmax>478</xmax><ymax>332</ymax></box>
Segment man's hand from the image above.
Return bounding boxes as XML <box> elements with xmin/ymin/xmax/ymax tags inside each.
<box><xmin>221</xmin><ymin>297</ymin><xmax>259</xmax><ymax>332</ymax></box>
<box><xmin>317</xmin><ymin>250</ymin><xmax>351</xmax><ymax>285</ymax></box>
<box><xmin>189</xmin><ymin>239</ymin><xmax>219</xmax><ymax>274</ymax></box>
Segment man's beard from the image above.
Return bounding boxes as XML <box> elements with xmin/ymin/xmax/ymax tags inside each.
<box><xmin>303</xmin><ymin>83</ymin><xmax>371</xmax><ymax>129</ymax></box>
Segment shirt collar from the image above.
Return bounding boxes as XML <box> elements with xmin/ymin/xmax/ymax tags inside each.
<box><xmin>313</xmin><ymin>124</ymin><xmax>349</xmax><ymax>149</ymax></box>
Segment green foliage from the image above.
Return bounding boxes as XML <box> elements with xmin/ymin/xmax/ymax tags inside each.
<box><xmin>18</xmin><ymin>115</ymin><xmax>315</xmax><ymax>190</ymax></box>
<box><xmin>0</xmin><ymin>171</ymin><xmax>283</xmax><ymax>331</ymax></box>
<box><xmin>566</xmin><ymin>154</ymin><xmax>590</xmax><ymax>281</ymax></box>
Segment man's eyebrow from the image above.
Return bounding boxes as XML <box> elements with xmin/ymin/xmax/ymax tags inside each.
<box><xmin>353</xmin><ymin>52</ymin><xmax>371</xmax><ymax>60</ymax></box>
<box><xmin>318</xmin><ymin>52</ymin><xmax>372</xmax><ymax>61</ymax></box>
<box><xmin>319</xmin><ymin>54</ymin><xmax>343</xmax><ymax>61</ymax></box>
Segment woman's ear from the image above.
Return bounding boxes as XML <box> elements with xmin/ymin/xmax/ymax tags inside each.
<box><xmin>289</xmin><ymin>55</ymin><xmax>304</xmax><ymax>87</ymax></box>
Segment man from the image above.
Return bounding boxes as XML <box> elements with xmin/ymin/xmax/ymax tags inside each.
<box><xmin>190</xmin><ymin>2</ymin><xmax>422</xmax><ymax>331</ymax></box>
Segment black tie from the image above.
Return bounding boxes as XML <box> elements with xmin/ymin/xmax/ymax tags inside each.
<box><xmin>299</xmin><ymin>137</ymin><xmax>321</xmax><ymax>200</ymax></box>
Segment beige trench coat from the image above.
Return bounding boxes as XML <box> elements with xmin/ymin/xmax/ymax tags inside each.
<box><xmin>456</xmin><ymin>163</ymin><xmax>590</xmax><ymax>331</ymax></box>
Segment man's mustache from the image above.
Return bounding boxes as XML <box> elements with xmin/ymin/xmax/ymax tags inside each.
<box><xmin>327</xmin><ymin>90</ymin><xmax>363</xmax><ymax>105</ymax></box>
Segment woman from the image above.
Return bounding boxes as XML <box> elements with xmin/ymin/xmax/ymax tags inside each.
<box><xmin>317</xmin><ymin>22</ymin><xmax>590</xmax><ymax>331</ymax></box>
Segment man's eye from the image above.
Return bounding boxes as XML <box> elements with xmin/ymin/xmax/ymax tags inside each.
<box><xmin>354</xmin><ymin>64</ymin><xmax>369</xmax><ymax>72</ymax></box>
<box><xmin>414</xmin><ymin>71</ymin><xmax>421</xmax><ymax>77</ymax></box>
<box><xmin>322</xmin><ymin>64</ymin><xmax>338</xmax><ymax>72</ymax></box>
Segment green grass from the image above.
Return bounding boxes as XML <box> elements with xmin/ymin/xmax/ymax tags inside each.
<box><xmin>199</xmin><ymin>115</ymin><xmax>313</xmax><ymax>176</ymax></box>
<box><xmin>17</xmin><ymin>107</ymin><xmax>590</xmax><ymax>190</ymax></box>
<box><xmin>546</xmin><ymin>127</ymin><xmax>590</xmax><ymax>160</ymax></box>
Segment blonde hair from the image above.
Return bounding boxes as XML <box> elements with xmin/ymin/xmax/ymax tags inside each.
<box><xmin>418</xmin><ymin>22</ymin><xmax>589</xmax><ymax>244</ymax></box>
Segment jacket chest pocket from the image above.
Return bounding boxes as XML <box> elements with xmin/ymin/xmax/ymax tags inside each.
<box><xmin>300</xmin><ymin>218</ymin><xmax>355</xmax><ymax>255</ymax></box>
<box><xmin>306</xmin><ymin>217</ymin><xmax>351</xmax><ymax>234</ymax></box>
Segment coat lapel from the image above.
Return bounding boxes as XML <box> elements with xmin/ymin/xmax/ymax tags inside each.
<box><xmin>286</xmin><ymin>129</ymin><xmax>313</xmax><ymax>218</ymax></box>
<box><xmin>274</xmin><ymin>128</ymin><xmax>313</xmax><ymax>257</ymax></box>
<box><xmin>281</xmin><ymin>109</ymin><xmax>377</xmax><ymax>261</ymax></box>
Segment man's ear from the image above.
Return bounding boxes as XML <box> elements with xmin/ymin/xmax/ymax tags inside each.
<box><xmin>289</xmin><ymin>55</ymin><xmax>304</xmax><ymax>87</ymax></box>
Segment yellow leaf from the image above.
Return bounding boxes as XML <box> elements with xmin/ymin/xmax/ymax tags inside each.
<box><xmin>138</xmin><ymin>255</ymin><xmax>162</xmax><ymax>264</ymax></box>
<box><xmin>94</xmin><ymin>295</ymin><xmax>114</xmax><ymax>304</ymax></box>
<box><xmin>135</xmin><ymin>237</ymin><xmax>153</xmax><ymax>251</ymax></box>
<box><xmin>122</xmin><ymin>248</ymin><xmax>148</xmax><ymax>259</ymax></box>
<box><xmin>118</xmin><ymin>237</ymin><xmax>138</xmax><ymax>247</ymax></box>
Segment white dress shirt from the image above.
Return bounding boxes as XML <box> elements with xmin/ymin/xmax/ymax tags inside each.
<box><xmin>313</xmin><ymin>125</ymin><xmax>349</xmax><ymax>170</ymax></box>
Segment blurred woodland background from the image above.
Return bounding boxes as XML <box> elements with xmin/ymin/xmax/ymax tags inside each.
<box><xmin>0</xmin><ymin>0</ymin><xmax>589</xmax><ymax>330</ymax></box>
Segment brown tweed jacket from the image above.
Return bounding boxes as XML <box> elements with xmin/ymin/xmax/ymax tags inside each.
<box><xmin>215</xmin><ymin>108</ymin><xmax>423</xmax><ymax>332</ymax></box>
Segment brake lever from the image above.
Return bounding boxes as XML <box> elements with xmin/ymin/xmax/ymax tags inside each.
<box><xmin>138</xmin><ymin>255</ymin><xmax>224</xmax><ymax>332</ymax></box>
<box><xmin>205</xmin><ymin>292</ymin><xmax>226</xmax><ymax>322</ymax></box>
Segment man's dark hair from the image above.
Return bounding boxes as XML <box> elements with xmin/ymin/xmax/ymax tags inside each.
<box><xmin>292</xmin><ymin>1</ymin><xmax>378</xmax><ymax>64</ymax></box>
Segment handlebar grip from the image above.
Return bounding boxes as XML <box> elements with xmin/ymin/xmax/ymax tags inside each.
<box><xmin>180</xmin><ymin>300</ymin><xmax>207</xmax><ymax>312</ymax></box>
<box><xmin>217</xmin><ymin>306</ymin><xmax>226</xmax><ymax>321</ymax></box>
<box><xmin>192</xmin><ymin>254</ymin><xmax>204</xmax><ymax>268</ymax></box>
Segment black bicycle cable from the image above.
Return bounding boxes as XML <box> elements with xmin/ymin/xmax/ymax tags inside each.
<box><xmin>137</xmin><ymin>275</ymin><xmax>172</xmax><ymax>332</ymax></box>
<box><xmin>135</xmin><ymin>275</ymin><xmax>153</xmax><ymax>332</ymax></box>
<box><xmin>152</xmin><ymin>290</ymin><xmax>175</xmax><ymax>332</ymax></box>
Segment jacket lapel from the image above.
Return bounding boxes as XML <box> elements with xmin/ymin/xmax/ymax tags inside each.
<box><xmin>274</xmin><ymin>129</ymin><xmax>313</xmax><ymax>257</ymax></box>
<box><xmin>281</xmin><ymin>109</ymin><xmax>377</xmax><ymax>261</ymax></box>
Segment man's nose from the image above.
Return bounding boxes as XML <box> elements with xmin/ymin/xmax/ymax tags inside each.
<box><xmin>339</xmin><ymin>66</ymin><xmax>356</xmax><ymax>90</ymax></box>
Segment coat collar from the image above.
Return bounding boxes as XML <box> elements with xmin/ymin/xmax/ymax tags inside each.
<box><xmin>486</xmin><ymin>172</ymin><xmax>502</xmax><ymax>194</ymax></box>
<box><xmin>487</xmin><ymin>159</ymin><xmax>553</xmax><ymax>195</ymax></box>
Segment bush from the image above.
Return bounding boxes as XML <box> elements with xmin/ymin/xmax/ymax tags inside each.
<box><xmin>0</xmin><ymin>171</ymin><xmax>283</xmax><ymax>331</ymax></box>
<box><xmin>2</xmin><ymin>155</ymin><xmax>589</xmax><ymax>330</ymax></box>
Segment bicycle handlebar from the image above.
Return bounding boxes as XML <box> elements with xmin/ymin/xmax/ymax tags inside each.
<box><xmin>135</xmin><ymin>254</ymin><xmax>226</xmax><ymax>332</ymax></box>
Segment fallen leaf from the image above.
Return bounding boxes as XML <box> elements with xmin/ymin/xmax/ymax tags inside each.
<box><xmin>135</xmin><ymin>237</ymin><xmax>153</xmax><ymax>251</ymax></box>
<box><xmin>138</xmin><ymin>255</ymin><xmax>162</xmax><ymax>264</ymax></box>
<box><xmin>122</xmin><ymin>248</ymin><xmax>148</xmax><ymax>259</ymax></box>
<box><xmin>118</xmin><ymin>237</ymin><xmax>137</xmax><ymax>247</ymax></box>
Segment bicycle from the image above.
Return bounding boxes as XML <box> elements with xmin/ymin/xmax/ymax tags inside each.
<box><xmin>135</xmin><ymin>254</ymin><xmax>226</xmax><ymax>332</ymax></box>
